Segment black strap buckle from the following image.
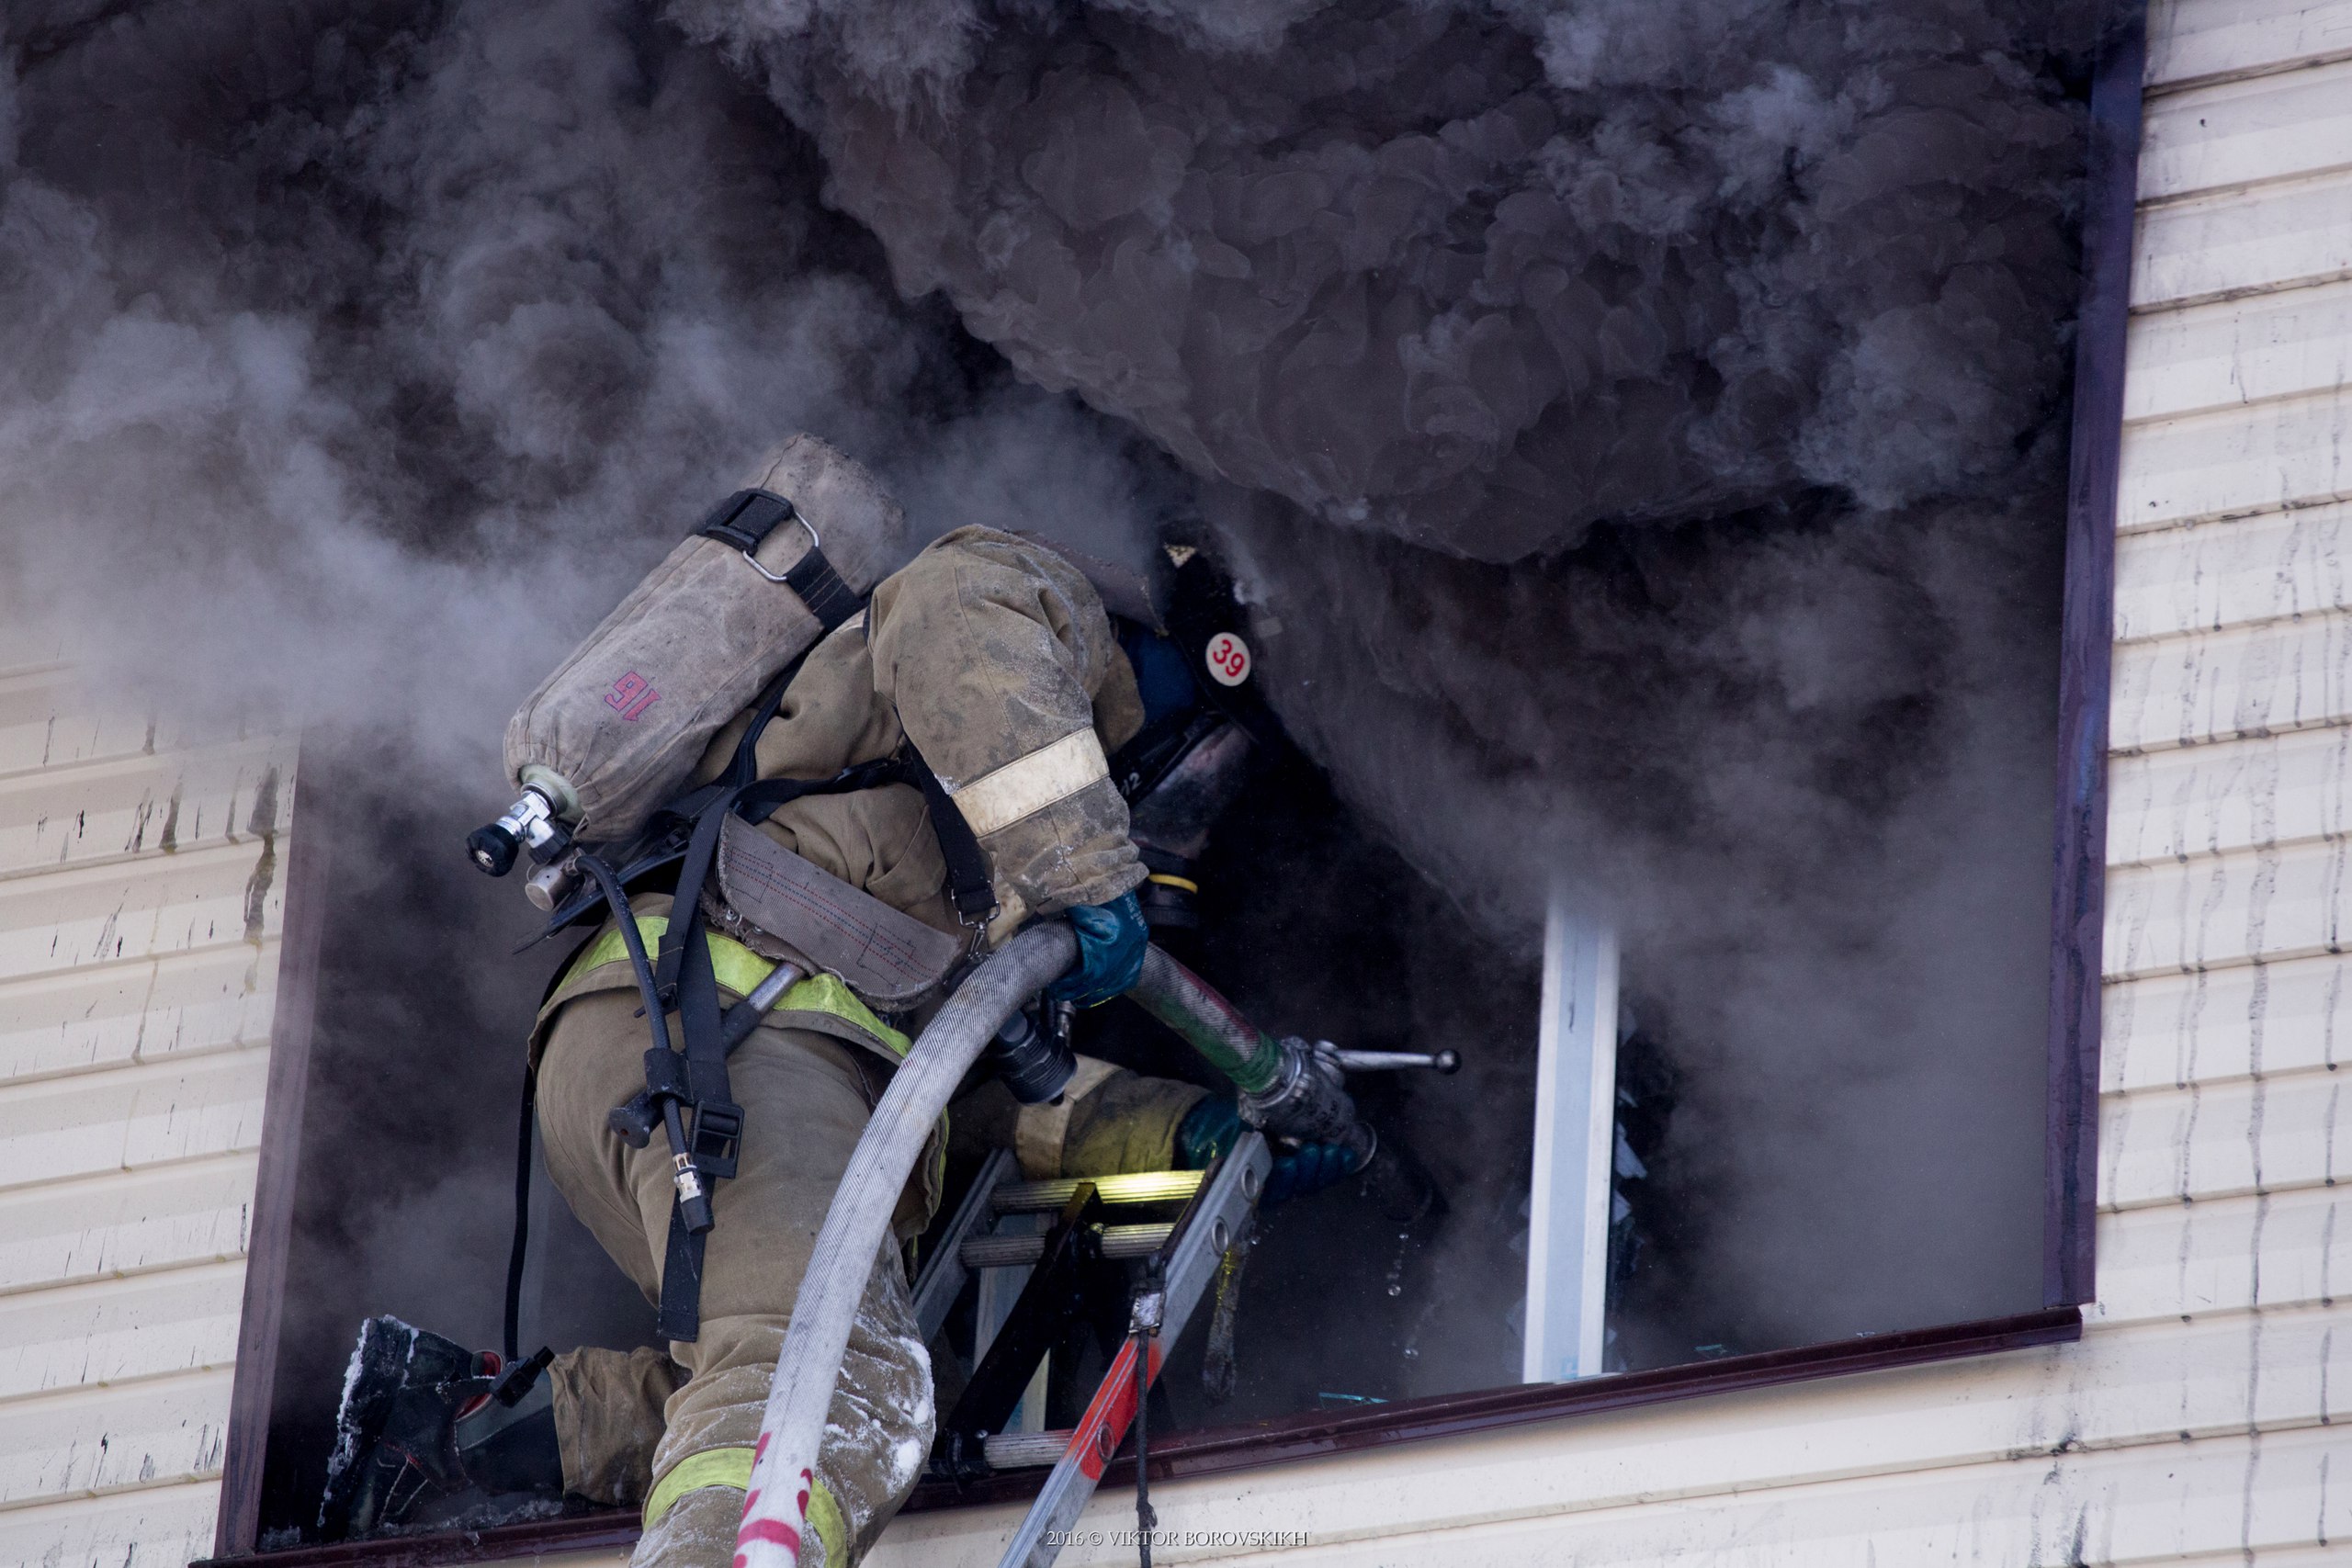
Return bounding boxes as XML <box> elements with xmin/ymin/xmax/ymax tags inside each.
<box><xmin>689</xmin><ymin>1100</ymin><xmax>743</xmax><ymax>1179</ymax></box>
<box><xmin>697</xmin><ymin>489</ymin><xmax>862</xmax><ymax>631</ymax></box>
<box><xmin>698</xmin><ymin>488</ymin><xmax>802</xmax><ymax>553</ymax></box>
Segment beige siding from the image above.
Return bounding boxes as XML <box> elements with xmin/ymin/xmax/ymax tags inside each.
<box><xmin>843</xmin><ymin>3</ymin><xmax>2352</xmax><ymax>1563</ymax></box>
<box><xmin>0</xmin><ymin>640</ymin><xmax>293</xmax><ymax>1565</ymax></box>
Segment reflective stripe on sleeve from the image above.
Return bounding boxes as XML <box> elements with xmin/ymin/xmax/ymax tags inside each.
<box><xmin>944</xmin><ymin>728</ymin><xmax>1109</xmax><ymax>838</ymax></box>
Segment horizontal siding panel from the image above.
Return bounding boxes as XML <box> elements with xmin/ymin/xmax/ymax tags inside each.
<box><xmin>0</xmin><ymin>1048</ymin><xmax>269</xmax><ymax>1194</ymax></box>
<box><xmin>2154</xmin><ymin>1552</ymin><xmax>2352</xmax><ymax>1568</ymax></box>
<box><xmin>0</xmin><ymin>1260</ymin><xmax>244</xmax><ymax>1404</ymax></box>
<box><xmin>2107</xmin><ymin>728</ymin><xmax>2352</xmax><ymax>865</ymax></box>
<box><xmin>0</xmin><ymin>739</ymin><xmax>290</xmax><ymax>880</ymax></box>
<box><xmin>2133</xmin><ymin>167</ymin><xmax>2352</xmax><ymax>310</ymax></box>
<box><xmin>0</xmin><ymin>671</ymin><xmax>168</xmax><ymax>781</ymax></box>
<box><xmin>877</xmin><ymin>1399</ymin><xmax>2348</xmax><ymax>1568</ymax></box>
<box><xmin>0</xmin><ymin>839</ymin><xmax>283</xmax><ymax>983</ymax></box>
<box><xmin>2123</xmin><ymin>276</ymin><xmax>2352</xmax><ymax>423</ymax></box>
<box><xmin>2102</xmin><ymin>1063</ymin><xmax>2345</xmax><ymax>1206</ymax></box>
<box><xmin>2109</xmin><ymin>610</ymin><xmax>2352</xmax><ymax>753</ymax></box>
<box><xmin>1307</xmin><ymin>1426</ymin><xmax>2342</xmax><ymax>1568</ymax></box>
<box><xmin>0</xmin><ymin>1368</ymin><xmax>232</xmax><ymax>1506</ymax></box>
<box><xmin>2094</xmin><ymin>1184</ymin><xmax>2344</xmax><ymax>1320</ymax></box>
<box><xmin>2103</xmin><ymin>837</ymin><xmax>2349</xmax><ymax>978</ymax></box>
<box><xmin>2117</xmin><ymin>385</ymin><xmax>2352</xmax><ymax>530</ymax></box>
<box><xmin>2146</xmin><ymin>0</ymin><xmax>2352</xmax><ymax>91</ymax></box>
<box><xmin>2112</xmin><ymin>502</ymin><xmax>2352</xmax><ymax>643</ymax></box>
<box><xmin>0</xmin><ymin>944</ymin><xmax>278</xmax><ymax>1085</ymax></box>
<box><xmin>2139</xmin><ymin>56</ymin><xmax>2352</xmax><ymax>201</ymax></box>
<box><xmin>0</xmin><ymin>626</ymin><xmax>66</xmax><ymax>677</ymax></box>
<box><xmin>0</xmin><ymin>1153</ymin><xmax>257</xmax><ymax>1295</ymax></box>
<box><xmin>0</xmin><ymin>1479</ymin><xmax>221</xmax><ymax>1567</ymax></box>
<box><xmin>2103</xmin><ymin>953</ymin><xmax>2351</xmax><ymax>1091</ymax></box>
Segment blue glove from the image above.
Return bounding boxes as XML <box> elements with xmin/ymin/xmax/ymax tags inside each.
<box><xmin>1176</xmin><ymin>1095</ymin><xmax>1361</xmax><ymax>1208</ymax></box>
<box><xmin>1046</xmin><ymin>890</ymin><xmax>1149</xmax><ymax>1009</ymax></box>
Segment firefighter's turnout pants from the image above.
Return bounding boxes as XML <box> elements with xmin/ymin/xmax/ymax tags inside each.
<box><xmin>534</xmin><ymin>974</ymin><xmax>1203</xmax><ymax>1568</ymax></box>
<box><xmin>537</xmin><ymin>987</ymin><xmax>926</xmax><ymax>1568</ymax></box>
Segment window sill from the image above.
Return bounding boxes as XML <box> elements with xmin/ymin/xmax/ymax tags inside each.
<box><xmin>200</xmin><ymin>1305</ymin><xmax>2078</xmax><ymax>1567</ymax></box>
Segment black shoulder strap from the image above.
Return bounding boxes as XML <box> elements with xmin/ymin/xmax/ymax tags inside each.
<box><xmin>888</xmin><ymin>742</ymin><xmax>1001</xmax><ymax>932</ymax></box>
<box><xmin>648</xmin><ymin>790</ymin><xmax>747</xmax><ymax>1342</ymax></box>
<box><xmin>698</xmin><ymin>488</ymin><xmax>863</xmax><ymax>633</ymax></box>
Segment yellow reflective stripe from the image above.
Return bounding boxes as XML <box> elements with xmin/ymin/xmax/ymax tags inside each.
<box><xmin>562</xmin><ymin>915</ymin><xmax>911</xmax><ymax>1057</ymax></box>
<box><xmin>642</xmin><ymin>1452</ymin><xmax>843</xmax><ymax>1566</ymax></box>
<box><xmin>806</xmin><ymin>1478</ymin><xmax>849</xmax><ymax>1567</ymax></box>
<box><xmin>1145</xmin><ymin>873</ymin><xmax>1198</xmax><ymax>894</ymax></box>
<box><xmin>643</xmin><ymin>1444</ymin><xmax>752</xmax><ymax>1529</ymax></box>
<box><xmin>781</xmin><ymin>972</ymin><xmax>911</xmax><ymax>1057</ymax></box>
<box><xmin>946</xmin><ymin>728</ymin><xmax>1108</xmax><ymax>837</ymax></box>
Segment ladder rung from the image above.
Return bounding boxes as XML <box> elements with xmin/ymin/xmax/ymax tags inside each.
<box><xmin>992</xmin><ymin>1170</ymin><xmax>1203</xmax><ymax>1213</ymax></box>
<box><xmin>982</xmin><ymin>1430</ymin><xmax>1074</xmax><ymax>1470</ymax></box>
<box><xmin>961</xmin><ymin>1223</ymin><xmax>1174</xmax><ymax>1269</ymax></box>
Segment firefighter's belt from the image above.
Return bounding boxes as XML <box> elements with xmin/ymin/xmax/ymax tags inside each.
<box><xmin>549</xmin><ymin>915</ymin><xmax>911</xmax><ymax>1058</ymax></box>
<box><xmin>714</xmin><ymin>815</ymin><xmax>963</xmax><ymax>1008</ymax></box>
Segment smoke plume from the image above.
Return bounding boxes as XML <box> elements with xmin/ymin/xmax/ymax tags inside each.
<box><xmin>0</xmin><ymin>0</ymin><xmax>2101</xmax><ymax>1494</ymax></box>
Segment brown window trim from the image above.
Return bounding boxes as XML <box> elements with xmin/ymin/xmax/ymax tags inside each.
<box><xmin>214</xmin><ymin>768</ymin><xmax>334</xmax><ymax>1562</ymax></box>
<box><xmin>202</xmin><ymin>12</ymin><xmax>2141</xmax><ymax>1560</ymax></box>
<box><xmin>2042</xmin><ymin>2</ymin><xmax>2143</xmax><ymax>1314</ymax></box>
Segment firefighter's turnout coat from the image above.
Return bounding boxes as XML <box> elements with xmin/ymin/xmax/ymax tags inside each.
<box><xmin>532</xmin><ymin>527</ymin><xmax>1204</xmax><ymax>1568</ymax></box>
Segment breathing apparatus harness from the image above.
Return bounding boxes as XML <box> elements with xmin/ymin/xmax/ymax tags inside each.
<box><xmin>483</xmin><ymin>497</ymin><xmax>1267</xmax><ymax>1359</ymax></box>
<box><xmin>495</xmin><ymin>488</ymin><xmax>1001</xmax><ymax>1352</ymax></box>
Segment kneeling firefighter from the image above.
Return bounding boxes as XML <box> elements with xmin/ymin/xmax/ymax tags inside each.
<box><xmin>319</xmin><ymin>435</ymin><xmax>1359</xmax><ymax>1565</ymax></box>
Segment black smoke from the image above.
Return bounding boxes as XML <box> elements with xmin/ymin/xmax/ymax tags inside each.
<box><xmin>0</xmin><ymin>0</ymin><xmax>2101</xmax><ymax>1500</ymax></box>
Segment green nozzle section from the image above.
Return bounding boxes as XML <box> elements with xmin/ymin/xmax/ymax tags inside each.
<box><xmin>1127</xmin><ymin>947</ymin><xmax>1284</xmax><ymax>1095</ymax></box>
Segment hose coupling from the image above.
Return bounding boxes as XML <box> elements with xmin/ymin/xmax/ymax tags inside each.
<box><xmin>673</xmin><ymin>1154</ymin><xmax>713</xmax><ymax>1233</ymax></box>
<box><xmin>1238</xmin><ymin>1035</ymin><xmax>1374</xmax><ymax>1166</ymax></box>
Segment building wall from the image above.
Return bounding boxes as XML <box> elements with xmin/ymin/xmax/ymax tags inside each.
<box><xmin>0</xmin><ymin>630</ymin><xmax>298</xmax><ymax>1566</ymax></box>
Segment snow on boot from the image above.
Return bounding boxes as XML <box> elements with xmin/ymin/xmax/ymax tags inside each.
<box><xmin>319</xmin><ymin>1316</ymin><xmax>560</xmax><ymax>1538</ymax></box>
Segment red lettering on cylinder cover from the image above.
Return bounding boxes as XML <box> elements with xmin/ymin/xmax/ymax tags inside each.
<box><xmin>605</xmin><ymin>671</ymin><xmax>661</xmax><ymax>720</ymax></box>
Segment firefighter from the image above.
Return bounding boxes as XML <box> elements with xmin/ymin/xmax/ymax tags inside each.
<box><xmin>323</xmin><ymin>525</ymin><xmax>1344</xmax><ymax>1564</ymax></box>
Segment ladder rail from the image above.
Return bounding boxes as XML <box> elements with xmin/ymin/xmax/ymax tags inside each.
<box><xmin>992</xmin><ymin>1133</ymin><xmax>1272</xmax><ymax>1568</ymax></box>
<box><xmin>913</xmin><ymin>1148</ymin><xmax>1021</xmax><ymax>1345</ymax></box>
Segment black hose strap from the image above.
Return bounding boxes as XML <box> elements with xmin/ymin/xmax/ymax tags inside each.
<box><xmin>502</xmin><ymin>1062</ymin><xmax>536</xmax><ymax>1366</ymax></box>
<box><xmin>1134</xmin><ymin>1312</ymin><xmax>1156</xmax><ymax>1568</ymax></box>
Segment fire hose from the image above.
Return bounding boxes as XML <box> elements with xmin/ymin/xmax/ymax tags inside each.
<box><xmin>735</xmin><ymin>929</ymin><xmax>1442</xmax><ymax>1568</ymax></box>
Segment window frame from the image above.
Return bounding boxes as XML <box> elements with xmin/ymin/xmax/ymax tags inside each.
<box><xmin>200</xmin><ymin>14</ymin><xmax>2143</xmax><ymax>1560</ymax></box>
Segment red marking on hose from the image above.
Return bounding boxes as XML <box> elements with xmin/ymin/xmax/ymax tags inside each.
<box><xmin>738</xmin><ymin>1517</ymin><xmax>800</xmax><ymax>1552</ymax></box>
<box><xmin>754</xmin><ymin>1432</ymin><xmax>769</xmax><ymax>1461</ymax></box>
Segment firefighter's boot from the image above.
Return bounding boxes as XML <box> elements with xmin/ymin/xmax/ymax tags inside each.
<box><xmin>319</xmin><ymin>1315</ymin><xmax>562</xmax><ymax>1538</ymax></box>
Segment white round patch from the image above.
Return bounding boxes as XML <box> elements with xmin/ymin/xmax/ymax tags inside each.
<box><xmin>1204</xmin><ymin>630</ymin><xmax>1252</xmax><ymax>687</ymax></box>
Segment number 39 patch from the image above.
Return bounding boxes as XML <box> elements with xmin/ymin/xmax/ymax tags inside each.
<box><xmin>1204</xmin><ymin>631</ymin><xmax>1252</xmax><ymax>687</ymax></box>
